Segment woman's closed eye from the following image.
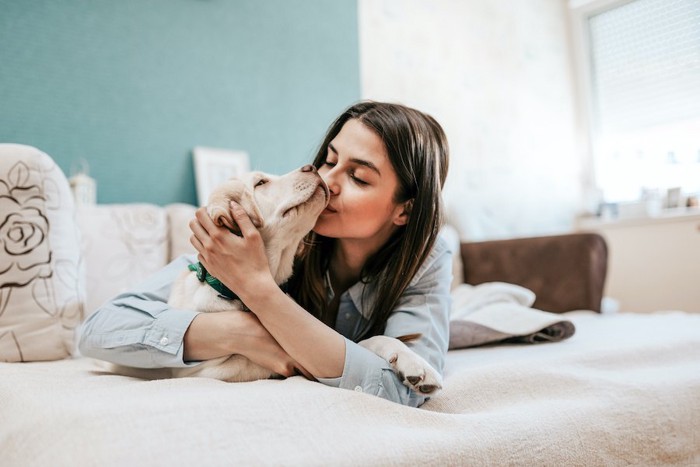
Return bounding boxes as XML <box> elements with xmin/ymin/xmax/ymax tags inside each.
<box><xmin>350</xmin><ymin>171</ymin><xmax>369</xmax><ymax>186</ymax></box>
<box><xmin>322</xmin><ymin>158</ymin><xmax>370</xmax><ymax>186</ymax></box>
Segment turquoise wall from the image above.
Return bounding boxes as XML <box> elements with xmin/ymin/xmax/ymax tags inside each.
<box><xmin>0</xmin><ymin>0</ymin><xmax>359</xmax><ymax>205</ymax></box>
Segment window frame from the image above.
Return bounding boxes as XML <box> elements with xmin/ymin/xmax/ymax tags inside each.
<box><xmin>568</xmin><ymin>0</ymin><xmax>638</xmax><ymax>207</ymax></box>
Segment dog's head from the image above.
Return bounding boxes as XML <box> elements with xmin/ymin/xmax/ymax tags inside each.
<box><xmin>206</xmin><ymin>165</ymin><xmax>329</xmax><ymax>283</ymax></box>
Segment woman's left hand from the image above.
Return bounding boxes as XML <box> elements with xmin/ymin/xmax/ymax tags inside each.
<box><xmin>189</xmin><ymin>201</ymin><xmax>273</xmax><ymax>298</ymax></box>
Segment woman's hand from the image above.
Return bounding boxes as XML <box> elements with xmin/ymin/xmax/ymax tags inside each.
<box><xmin>189</xmin><ymin>202</ymin><xmax>273</xmax><ymax>298</ymax></box>
<box><xmin>183</xmin><ymin>310</ymin><xmax>312</xmax><ymax>379</ymax></box>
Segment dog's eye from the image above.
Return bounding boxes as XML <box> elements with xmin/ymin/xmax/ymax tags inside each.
<box><xmin>255</xmin><ymin>179</ymin><xmax>268</xmax><ymax>188</ymax></box>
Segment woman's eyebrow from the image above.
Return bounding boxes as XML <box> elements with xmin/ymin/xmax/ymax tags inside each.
<box><xmin>328</xmin><ymin>142</ymin><xmax>381</xmax><ymax>175</ymax></box>
<box><xmin>350</xmin><ymin>158</ymin><xmax>381</xmax><ymax>175</ymax></box>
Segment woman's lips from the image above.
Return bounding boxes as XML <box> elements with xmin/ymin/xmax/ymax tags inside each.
<box><xmin>322</xmin><ymin>205</ymin><xmax>337</xmax><ymax>214</ymax></box>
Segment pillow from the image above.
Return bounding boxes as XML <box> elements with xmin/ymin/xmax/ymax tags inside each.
<box><xmin>0</xmin><ymin>144</ymin><xmax>85</xmax><ymax>362</ymax></box>
<box><xmin>440</xmin><ymin>224</ymin><xmax>464</xmax><ymax>291</ymax></box>
<box><xmin>77</xmin><ymin>204</ymin><xmax>169</xmax><ymax>317</ymax></box>
<box><xmin>165</xmin><ymin>203</ymin><xmax>198</xmax><ymax>261</ymax></box>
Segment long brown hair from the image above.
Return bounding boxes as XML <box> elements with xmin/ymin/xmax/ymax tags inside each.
<box><xmin>288</xmin><ymin>101</ymin><xmax>449</xmax><ymax>340</ymax></box>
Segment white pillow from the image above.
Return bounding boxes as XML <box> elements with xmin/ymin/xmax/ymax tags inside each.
<box><xmin>0</xmin><ymin>144</ymin><xmax>85</xmax><ymax>362</ymax></box>
<box><xmin>440</xmin><ymin>224</ymin><xmax>464</xmax><ymax>290</ymax></box>
<box><xmin>165</xmin><ymin>203</ymin><xmax>198</xmax><ymax>261</ymax></box>
<box><xmin>77</xmin><ymin>204</ymin><xmax>169</xmax><ymax>317</ymax></box>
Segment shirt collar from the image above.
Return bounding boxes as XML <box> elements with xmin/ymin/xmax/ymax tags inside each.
<box><xmin>323</xmin><ymin>269</ymin><xmax>375</xmax><ymax>320</ymax></box>
<box><xmin>322</xmin><ymin>236</ymin><xmax>449</xmax><ymax>320</ymax></box>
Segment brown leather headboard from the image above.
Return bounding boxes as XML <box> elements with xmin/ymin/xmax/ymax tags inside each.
<box><xmin>460</xmin><ymin>233</ymin><xmax>608</xmax><ymax>313</ymax></box>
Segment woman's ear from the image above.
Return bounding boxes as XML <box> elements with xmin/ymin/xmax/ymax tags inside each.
<box><xmin>393</xmin><ymin>199</ymin><xmax>413</xmax><ymax>226</ymax></box>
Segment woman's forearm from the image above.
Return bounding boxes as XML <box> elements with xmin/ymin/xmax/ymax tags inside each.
<box><xmin>183</xmin><ymin>312</ymin><xmax>242</xmax><ymax>361</ymax></box>
<box><xmin>239</xmin><ymin>278</ymin><xmax>346</xmax><ymax>379</ymax></box>
<box><xmin>183</xmin><ymin>308</ymin><xmax>317</xmax><ymax>378</ymax></box>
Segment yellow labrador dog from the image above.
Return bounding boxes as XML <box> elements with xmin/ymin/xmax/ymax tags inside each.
<box><xmin>116</xmin><ymin>165</ymin><xmax>441</xmax><ymax>394</ymax></box>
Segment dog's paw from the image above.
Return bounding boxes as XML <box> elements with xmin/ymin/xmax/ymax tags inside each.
<box><xmin>389</xmin><ymin>350</ymin><xmax>443</xmax><ymax>395</ymax></box>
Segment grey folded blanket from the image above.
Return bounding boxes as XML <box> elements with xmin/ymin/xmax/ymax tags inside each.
<box><xmin>449</xmin><ymin>282</ymin><xmax>576</xmax><ymax>349</ymax></box>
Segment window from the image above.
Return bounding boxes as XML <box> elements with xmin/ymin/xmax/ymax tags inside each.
<box><xmin>577</xmin><ymin>0</ymin><xmax>700</xmax><ymax>204</ymax></box>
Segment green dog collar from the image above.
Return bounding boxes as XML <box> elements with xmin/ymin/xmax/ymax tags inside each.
<box><xmin>188</xmin><ymin>262</ymin><xmax>240</xmax><ymax>302</ymax></box>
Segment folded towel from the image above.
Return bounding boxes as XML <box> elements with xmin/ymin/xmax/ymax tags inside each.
<box><xmin>449</xmin><ymin>282</ymin><xmax>576</xmax><ymax>349</ymax></box>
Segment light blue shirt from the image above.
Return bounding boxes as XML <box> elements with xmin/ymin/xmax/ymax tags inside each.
<box><xmin>78</xmin><ymin>237</ymin><xmax>452</xmax><ymax>407</ymax></box>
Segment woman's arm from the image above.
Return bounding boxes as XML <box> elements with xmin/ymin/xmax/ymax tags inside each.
<box><xmin>77</xmin><ymin>255</ymin><xmax>203</xmax><ymax>368</ymax></box>
<box><xmin>78</xmin><ymin>255</ymin><xmax>307</xmax><ymax>377</ymax></box>
<box><xmin>185</xmin><ymin>310</ymin><xmax>313</xmax><ymax>378</ymax></box>
<box><xmin>317</xmin><ymin>238</ymin><xmax>453</xmax><ymax>407</ymax></box>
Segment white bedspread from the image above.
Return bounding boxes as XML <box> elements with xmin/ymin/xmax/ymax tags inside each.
<box><xmin>2</xmin><ymin>311</ymin><xmax>699</xmax><ymax>466</ymax></box>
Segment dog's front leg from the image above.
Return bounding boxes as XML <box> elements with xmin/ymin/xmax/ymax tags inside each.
<box><xmin>359</xmin><ymin>335</ymin><xmax>442</xmax><ymax>395</ymax></box>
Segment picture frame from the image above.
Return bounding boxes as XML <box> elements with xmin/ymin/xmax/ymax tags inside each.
<box><xmin>193</xmin><ymin>146</ymin><xmax>250</xmax><ymax>206</ymax></box>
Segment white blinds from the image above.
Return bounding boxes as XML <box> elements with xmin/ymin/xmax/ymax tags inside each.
<box><xmin>585</xmin><ymin>0</ymin><xmax>700</xmax><ymax>202</ymax></box>
<box><xmin>589</xmin><ymin>0</ymin><xmax>700</xmax><ymax>134</ymax></box>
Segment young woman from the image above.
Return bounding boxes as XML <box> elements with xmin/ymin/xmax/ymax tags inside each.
<box><xmin>79</xmin><ymin>101</ymin><xmax>452</xmax><ymax>407</ymax></box>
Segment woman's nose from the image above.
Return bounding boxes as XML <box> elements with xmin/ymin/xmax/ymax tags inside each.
<box><xmin>300</xmin><ymin>164</ymin><xmax>317</xmax><ymax>173</ymax></box>
<box><xmin>318</xmin><ymin>167</ymin><xmax>338</xmax><ymax>195</ymax></box>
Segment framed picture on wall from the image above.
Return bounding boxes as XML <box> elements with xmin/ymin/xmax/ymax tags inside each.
<box><xmin>193</xmin><ymin>146</ymin><xmax>250</xmax><ymax>206</ymax></box>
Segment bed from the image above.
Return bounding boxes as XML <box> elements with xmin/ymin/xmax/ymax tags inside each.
<box><xmin>1</xmin><ymin>145</ymin><xmax>699</xmax><ymax>466</ymax></box>
<box><xmin>2</xmin><ymin>311</ymin><xmax>699</xmax><ymax>466</ymax></box>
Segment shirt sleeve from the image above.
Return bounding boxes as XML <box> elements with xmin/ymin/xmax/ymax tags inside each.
<box><xmin>77</xmin><ymin>255</ymin><xmax>202</xmax><ymax>368</ymax></box>
<box><xmin>317</xmin><ymin>240</ymin><xmax>453</xmax><ymax>407</ymax></box>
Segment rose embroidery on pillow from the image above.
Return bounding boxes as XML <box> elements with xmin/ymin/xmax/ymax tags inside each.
<box><xmin>0</xmin><ymin>162</ymin><xmax>52</xmax><ymax>289</ymax></box>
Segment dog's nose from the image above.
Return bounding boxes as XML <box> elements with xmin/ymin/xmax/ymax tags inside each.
<box><xmin>301</xmin><ymin>164</ymin><xmax>317</xmax><ymax>173</ymax></box>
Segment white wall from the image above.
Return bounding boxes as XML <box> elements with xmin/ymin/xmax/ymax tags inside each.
<box><xmin>359</xmin><ymin>0</ymin><xmax>583</xmax><ymax>240</ymax></box>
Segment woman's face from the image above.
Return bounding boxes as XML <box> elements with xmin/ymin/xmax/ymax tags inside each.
<box><xmin>314</xmin><ymin>119</ymin><xmax>408</xmax><ymax>245</ymax></box>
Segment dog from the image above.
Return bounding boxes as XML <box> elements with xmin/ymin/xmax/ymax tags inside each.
<box><xmin>115</xmin><ymin>165</ymin><xmax>442</xmax><ymax>395</ymax></box>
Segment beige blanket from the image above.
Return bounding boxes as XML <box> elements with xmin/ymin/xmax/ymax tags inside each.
<box><xmin>1</xmin><ymin>311</ymin><xmax>699</xmax><ymax>466</ymax></box>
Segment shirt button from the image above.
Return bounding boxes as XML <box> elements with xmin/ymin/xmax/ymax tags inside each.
<box><xmin>160</xmin><ymin>336</ymin><xmax>169</xmax><ymax>346</ymax></box>
<box><xmin>345</xmin><ymin>312</ymin><xmax>351</xmax><ymax>319</ymax></box>
<box><xmin>354</xmin><ymin>386</ymin><xmax>363</xmax><ymax>393</ymax></box>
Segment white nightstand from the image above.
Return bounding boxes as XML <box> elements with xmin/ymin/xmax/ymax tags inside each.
<box><xmin>577</xmin><ymin>209</ymin><xmax>700</xmax><ymax>313</ymax></box>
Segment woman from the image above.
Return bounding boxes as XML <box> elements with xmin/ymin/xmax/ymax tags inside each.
<box><xmin>79</xmin><ymin>101</ymin><xmax>452</xmax><ymax>407</ymax></box>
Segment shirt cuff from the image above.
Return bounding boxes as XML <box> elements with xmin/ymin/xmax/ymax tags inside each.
<box><xmin>317</xmin><ymin>338</ymin><xmax>428</xmax><ymax>407</ymax></box>
<box><xmin>144</xmin><ymin>307</ymin><xmax>200</xmax><ymax>367</ymax></box>
<box><xmin>317</xmin><ymin>337</ymin><xmax>388</xmax><ymax>389</ymax></box>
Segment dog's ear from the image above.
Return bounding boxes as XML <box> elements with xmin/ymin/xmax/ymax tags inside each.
<box><xmin>232</xmin><ymin>184</ymin><xmax>264</xmax><ymax>232</ymax></box>
<box><xmin>207</xmin><ymin>179</ymin><xmax>264</xmax><ymax>235</ymax></box>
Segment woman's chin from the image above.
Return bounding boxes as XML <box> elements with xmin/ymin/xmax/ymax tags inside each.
<box><xmin>311</xmin><ymin>219</ymin><xmax>334</xmax><ymax>237</ymax></box>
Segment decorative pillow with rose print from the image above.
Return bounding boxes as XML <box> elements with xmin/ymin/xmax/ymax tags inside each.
<box><xmin>0</xmin><ymin>144</ymin><xmax>85</xmax><ymax>362</ymax></box>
